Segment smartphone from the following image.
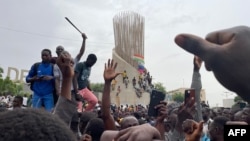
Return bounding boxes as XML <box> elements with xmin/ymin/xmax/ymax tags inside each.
<box><xmin>184</xmin><ymin>88</ymin><xmax>195</xmax><ymax>106</ymax></box>
<box><xmin>148</xmin><ymin>89</ymin><xmax>166</xmax><ymax>117</ymax></box>
<box><xmin>39</xmin><ymin>75</ymin><xmax>45</xmax><ymax>79</ymax></box>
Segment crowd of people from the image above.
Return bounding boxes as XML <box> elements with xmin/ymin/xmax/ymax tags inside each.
<box><xmin>0</xmin><ymin>94</ymin><xmax>31</xmax><ymax>109</ymax></box>
<box><xmin>0</xmin><ymin>26</ymin><xmax>250</xmax><ymax>141</ymax></box>
<box><xmin>111</xmin><ymin>68</ymin><xmax>153</xmax><ymax>98</ymax></box>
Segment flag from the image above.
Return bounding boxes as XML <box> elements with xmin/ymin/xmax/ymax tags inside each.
<box><xmin>137</xmin><ymin>60</ymin><xmax>146</xmax><ymax>74</ymax></box>
<box><xmin>132</xmin><ymin>54</ymin><xmax>144</xmax><ymax>64</ymax></box>
<box><xmin>132</xmin><ymin>54</ymin><xmax>146</xmax><ymax>73</ymax></box>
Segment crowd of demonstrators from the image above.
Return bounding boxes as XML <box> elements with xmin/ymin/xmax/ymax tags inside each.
<box><xmin>99</xmin><ymin>58</ymin><xmax>197</xmax><ymax>141</ymax></box>
<box><xmin>115</xmin><ymin>68</ymin><xmax>153</xmax><ymax>99</ymax></box>
<box><xmin>7</xmin><ymin>95</ymin><xmax>26</xmax><ymax>110</ymax></box>
<box><xmin>25</xmin><ymin>33</ymin><xmax>87</xmax><ymax>109</ymax></box>
<box><xmin>0</xmin><ymin>94</ymin><xmax>14</xmax><ymax>108</ymax></box>
<box><xmin>0</xmin><ymin>94</ymin><xmax>31</xmax><ymax>109</ymax></box>
<box><xmin>0</xmin><ymin>26</ymin><xmax>250</xmax><ymax>141</ymax></box>
<box><xmin>175</xmin><ymin>26</ymin><xmax>250</xmax><ymax>141</ymax></box>
<box><xmin>135</xmin><ymin>71</ymin><xmax>153</xmax><ymax>90</ymax></box>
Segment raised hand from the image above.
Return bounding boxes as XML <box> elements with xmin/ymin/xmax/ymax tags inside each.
<box><xmin>113</xmin><ymin>124</ymin><xmax>161</xmax><ymax>141</ymax></box>
<box><xmin>154</xmin><ymin>101</ymin><xmax>168</xmax><ymax>140</ymax></box>
<box><xmin>81</xmin><ymin>134</ymin><xmax>92</xmax><ymax>141</ymax></box>
<box><xmin>182</xmin><ymin>119</ymin><xmax>204</xmax><ymax>141</ymax></box>
<box><xmin>103</xmin><ymin>59</ymin><xmax>121</xmax><ymax>83</ymax></box>
<box><xmin>193</xmin><ymin>56</ymin><xmax>203</xmax><ymax>71</ymax></box>
<box><xmin>82</xmin><ymin>33</ymin><xmax>88</xmax><ymax>40</ymax></box>
<box><xmin>155</xmin><ymin>101</ymin><xmax>168</xmax><ymax>122</ymax></box>
<box><xmin>175</xmin><ymin>26</ymin><xmax>250</xmax><ymax>103</ymax></box>
<box><xmin>176</xmin><ymin>97</ymin><xmax>196</xmax><ymax>133</ymax></box>
<box><xmin>56</xmin><ymin>51</ymin><xmax>74</xmax><ymax>78</ymax></box>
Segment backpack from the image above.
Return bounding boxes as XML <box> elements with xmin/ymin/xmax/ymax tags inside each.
<box><xmin>30</xmin><ymin>62</ymin><xmax>41</xmax><ymax>91</ymax></box>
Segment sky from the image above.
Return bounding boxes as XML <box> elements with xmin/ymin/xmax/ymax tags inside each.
<box><xmin>0</xmin><ymin>0</ymin><xmax>249</xmax><ymax>107</ymax></box>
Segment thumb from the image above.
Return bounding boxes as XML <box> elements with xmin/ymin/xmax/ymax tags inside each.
<box><xmin>197</xmin><ymin>121</ymin><xmax>204</xmax><ymax>133</ymax></box>
<box><xmin>114</xmin><ymin>73</ymin><xmax>122</xmax><ymax>78</ymax></box>
<box><xmin>191</xmin><ymin>121</ymin><xmax>204</xmax><ymax>138</ymax></box>
<box><xmin>175</xmin><ymin>34</ymin><xmax>218</xmax><ymax>61</ymax></box>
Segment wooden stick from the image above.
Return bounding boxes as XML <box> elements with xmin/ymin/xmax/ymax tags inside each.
<box><xmin>65</xmin><ymin>17</ymin><xmax>82</xmax><ymax>34</ymax></box>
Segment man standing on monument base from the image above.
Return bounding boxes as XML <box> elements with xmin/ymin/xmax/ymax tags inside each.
<box><xmin>73</xmin><ymin>53</ymin><xmax>98</xmax><ymax>112</ymax></box>
<box><xmin>26</xmin><ymin>49</ymin><xmax>55</xmax><ymax>112</ymax></box>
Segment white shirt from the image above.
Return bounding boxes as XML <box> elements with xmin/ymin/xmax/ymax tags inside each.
<box><xmin>23</xmin><ymin>97</ymin><xmax>28</xmax><ymax>106</ymax></box>
<box><xmin>53</xmin><ymin>57</ymin><xmax>79</xmax><ymax>92</ymax></box>
<box><xmin>203</xmin><ymin>118</ymin><xmax>213</xmax><ymax>136</ymax></box>
<box><xmin>54</xmin><ymin>64</ymin><xmax>63</xmax><ymax>93</ymax></box>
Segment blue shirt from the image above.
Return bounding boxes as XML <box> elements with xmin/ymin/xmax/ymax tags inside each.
<box><xmin>26</xmin><ymin>62</ymin><xmax>54</xmax><ymax>96</ymax></box>
<box><xmin>202</xmin><ymin>134</ymin><xmax>210</xmax><ymax>141</ymax></box>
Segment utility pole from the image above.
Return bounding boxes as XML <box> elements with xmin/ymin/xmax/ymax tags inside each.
<box><xmin>221</xmin><ymin>91</ymin><xmax>234</xmax><ymax>99</ymax></box>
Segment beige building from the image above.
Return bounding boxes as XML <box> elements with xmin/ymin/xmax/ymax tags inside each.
<box><xmin>167</xmin><ymin>88</ymin><xmax>206</xmax><ymax>102</ymax></box>
<box><xmin>223</xmin><ymin>99</ymin><xmax>235</xmax><ymax>108</ymax></box>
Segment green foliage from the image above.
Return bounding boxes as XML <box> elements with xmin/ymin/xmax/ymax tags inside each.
<box><xmin>90</xmin><ymin>83</ymin><xmax>104</xmax><ymax>92</ymax></box>
<box><xmin>172</xmin><ymin>92</ymin><xmax>184</xmax><ymax>103</ymax></box>
<box><xmin>153</xmin><ymin>82</ymin><xmax>167</xmax><ymax>93</ymax></box>
<box><xmin>234</xmin><ymin>95</ymin><xmax>243</xmax><ymax>102</ymax></box>
<box><xmin>0</xmin><ymin>76</ymin><xmax>26</xmax><ymax>96</ymax></box>
<box><xmin>0</xmin><ymin>67</ymin><xmax>3</xmax><ymax>78</ymax></box>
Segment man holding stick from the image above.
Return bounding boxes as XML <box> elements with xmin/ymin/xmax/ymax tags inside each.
<box><xmin>52</xmin><ymin>33</ymin><xmax>87</xmax><ymax>99</ymax></box>
<box><xmin>52</xmin><ymin>17</ymin><xmax>88</xmax><ymax>104</ymax></box>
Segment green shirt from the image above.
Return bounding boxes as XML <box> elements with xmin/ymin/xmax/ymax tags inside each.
<box><xmin>75</xmin><ymin>62</ymin><xmax>91</xmax><ymax>90</ymax></box>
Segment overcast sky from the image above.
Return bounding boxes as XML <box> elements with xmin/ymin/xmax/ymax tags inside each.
<box><xmin>1</xmin><ymin>0</ymin><xmax>249</xmax><ymax>107</ymax></box>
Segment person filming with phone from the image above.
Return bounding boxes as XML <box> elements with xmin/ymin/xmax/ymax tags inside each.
<box><xmin>26</xmin><ymin>49</ymin><xmax>55</xmax><ymax>112</ymax></box>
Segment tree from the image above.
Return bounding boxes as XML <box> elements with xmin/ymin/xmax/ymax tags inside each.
<box><xmin>234</xmin><ymin>95</ymin><xmax>243</xmax><ymax>102</ymax></box>
<box><xmin>0</xmin><ymin>76</ymin><xmax>26</xmax><ymax>96</ymax></box>
<box><xmin>172</xmin><ymin>92</ymin><xmax>184</xmax><ymax>103</ymax></box>
<box><xmin>153</xmin><ymin>82</ymin><xmax>167</xmax><ymax>93</ymax></box>
<box><xmin>0</xmin><ymin>67</ymin><xmax>30</xmax><ymax>96</ymax></box>
<box><xmin>0</xmin><ymin>67</ymin><xmax>3</xmax><ymax>78</ymax></box>
<box><xmin>90</xmin><ymin>83</ymin><xmax>104</xmax><ymax>92</ymax></box>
